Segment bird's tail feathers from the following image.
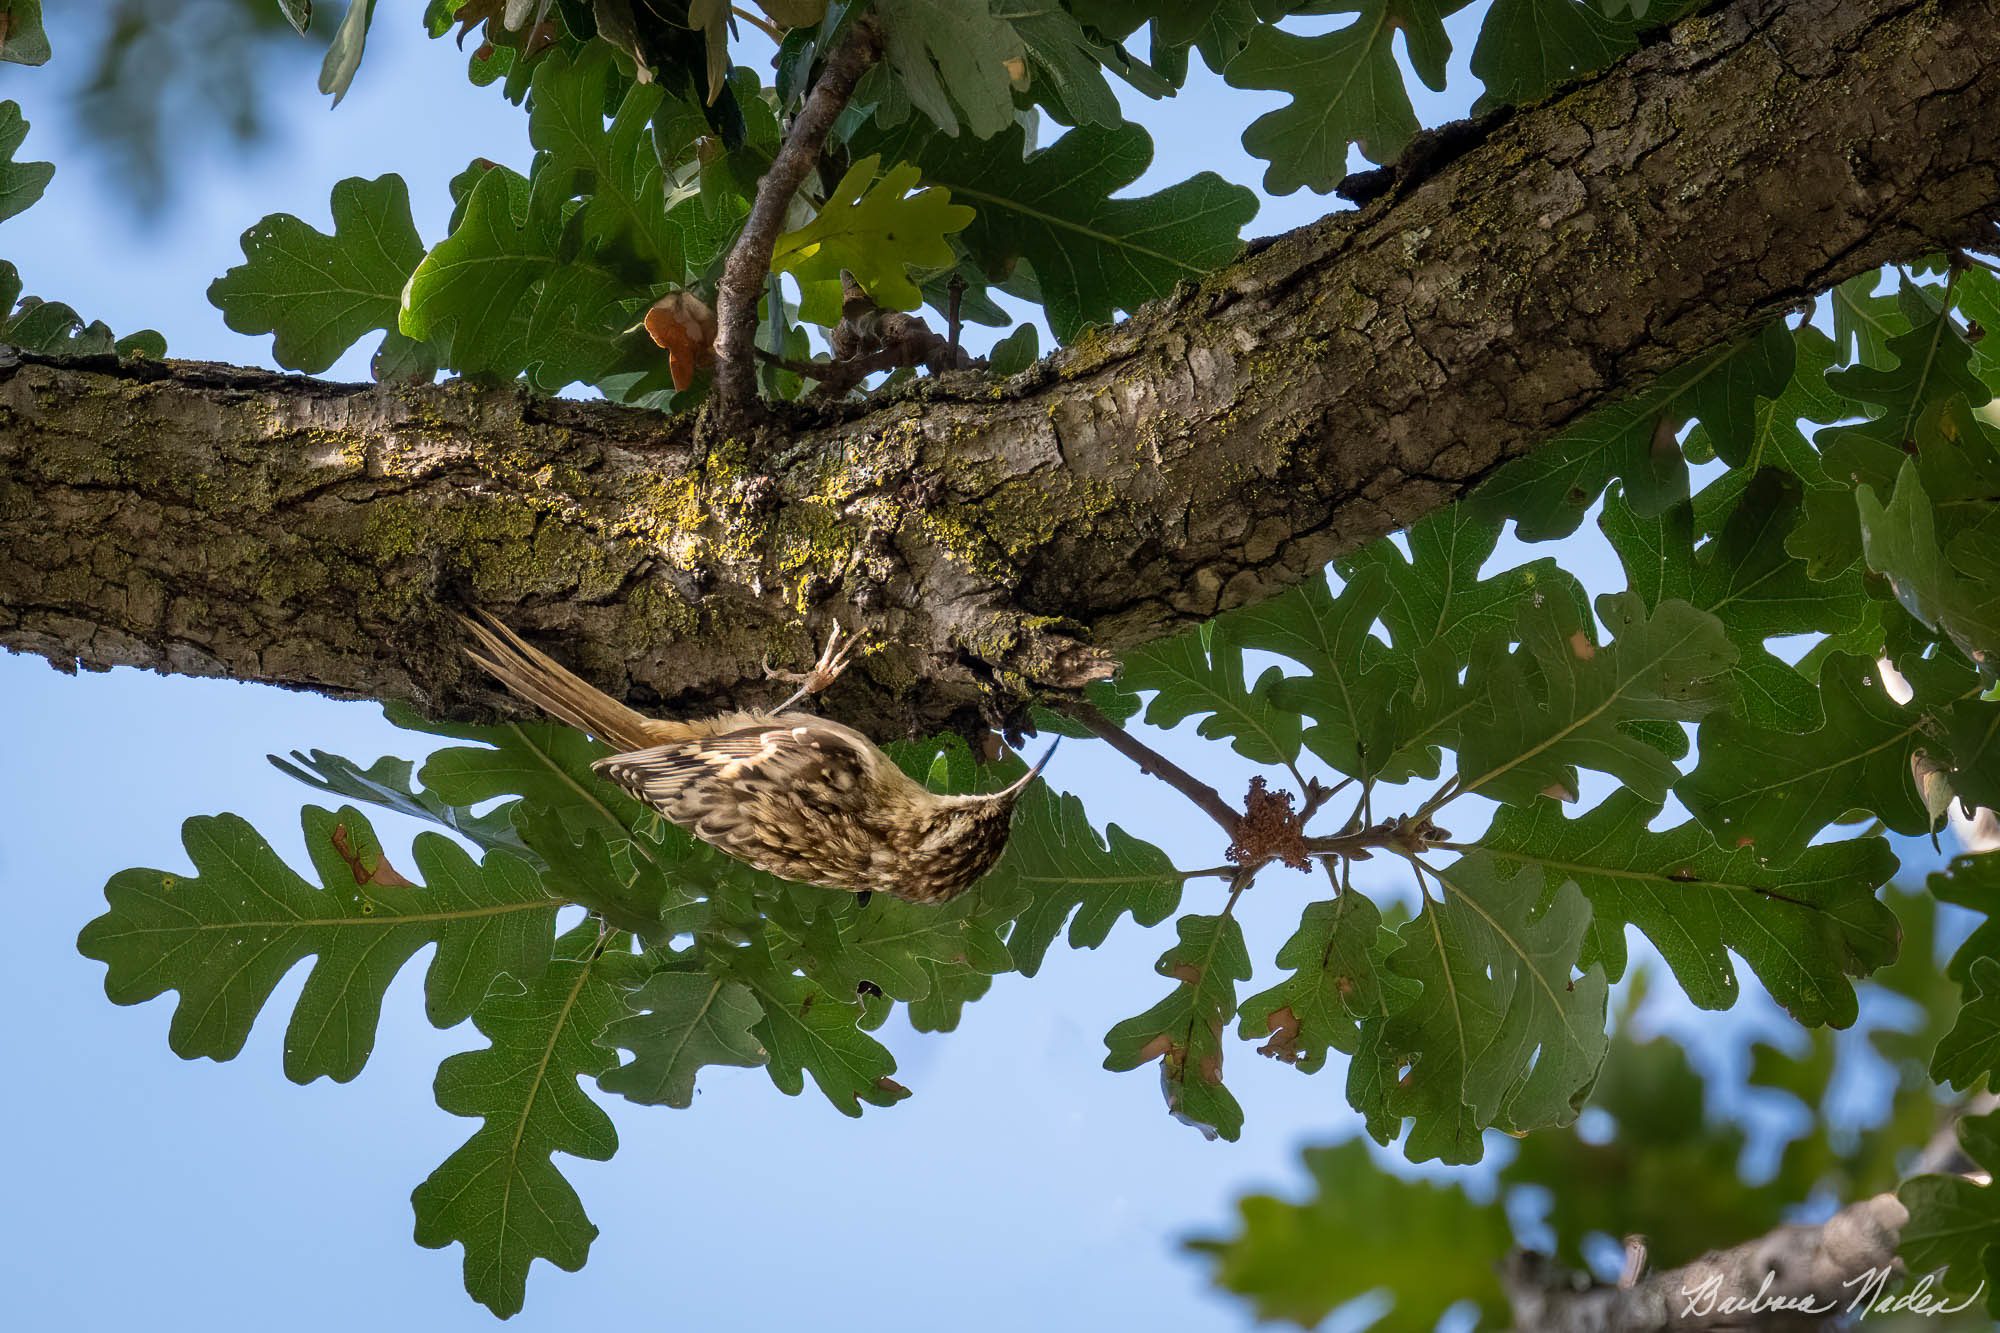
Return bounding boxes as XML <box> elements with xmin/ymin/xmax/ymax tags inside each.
<box><xmin>457</xmin><ymin>611</ymin><xmax>663</xmax><ymax>753</ymax></box>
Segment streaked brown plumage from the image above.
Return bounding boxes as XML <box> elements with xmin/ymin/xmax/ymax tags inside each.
<box><xmin>457</xmin><ymin>613</ymin><xmax>1051</xmax><ymax>904</ymax></box>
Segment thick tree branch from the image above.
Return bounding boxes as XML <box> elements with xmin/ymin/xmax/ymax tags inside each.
<box><xmin>1501</xmin><ymin>1196</ymin><xmax>1912</xmax><ymax>1331</ymax></box>
<box><xmin>1503</xmin><ymin>1093</ymin><xmax>2000</xmax><ymax>1331</ymax></box>
<box><xmin>4</xmin><ymin>0</ymin><xmax>1998</xmax><ymax>736</ymax></box>
<box><xmin>707</xmin><ymin>17</ymin><xmax>880</xmax><ymax>427</ymax></box>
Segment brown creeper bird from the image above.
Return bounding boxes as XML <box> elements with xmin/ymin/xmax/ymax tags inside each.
<box><xmin>458</xmin><ymin>613</ymin><xmax>1055</xmax><ymax>904</ymax></box>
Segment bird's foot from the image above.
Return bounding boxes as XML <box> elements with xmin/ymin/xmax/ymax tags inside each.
<box><xmin>766</xmin><ymin>624</ymin><xmax>866</xmax><ymax>711</ymax></box>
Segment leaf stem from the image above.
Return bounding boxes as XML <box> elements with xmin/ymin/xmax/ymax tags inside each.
<box><xmin>706</xmin><ymin>17</ymin><xmax>881</xmax><ymax>430</ymax></box>
<box><xmin>730</xmin><ymin>4</ymin><xmax>782</xmax><ymax>41</ymax></box>
<box><xmin>1219</xmin><ymin>866</ymin><xmax>1255</xmax><ymax>920</ymax></box>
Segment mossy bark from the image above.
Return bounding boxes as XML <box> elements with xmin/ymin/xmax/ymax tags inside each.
<box><xmin>3</xmin><ymin>0</ymin><xmax>1997</xmax><ymax>737</ymax></box>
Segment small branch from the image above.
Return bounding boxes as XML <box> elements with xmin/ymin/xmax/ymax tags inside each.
<box><xmin>1077</xmin><ymin>704</ymin><xmax>1242</xmax><ymax>837</ymax></box>
<box><xmin>1413</xmin><ymin>774</ymin><xmax>1461</xmax><ymax>824</ymax></box>
<box><xmin>753</xmin><ymin>277</ymin><xmax>983</xmax><ymax>398</ymax></box>
<box><xmin>1498</xmin><ymin>1090</ymin><xmax>2000</xmax><ymax>1330</ymax></box>
<box><xmin>946</xmin><ymin>274</ymin><xmax>966</xmax><ymax>357</ymax></box>
<box><xmin>1219</xmin><ymin>865</ymin><xmax>1255</xmax><ymax>919</ymax></box>
<box><xmin>706</xmin><ymin>17</ymin><xmax>881</xmax><ymax>430</ymax></box>
<box><xmin>1304</xmin><ymin>812</ymin><xmax>1449</xmax><ymax>863</ymax></box>
<box><xmin>1297</xmin><ymin>774</ymin><xmax>1352</xmax><ymax>827</ymax></box>
<box><xmin>729</xmin><ymin>4</ymin><xmax>782</xmax><ymax>41</ymax></box>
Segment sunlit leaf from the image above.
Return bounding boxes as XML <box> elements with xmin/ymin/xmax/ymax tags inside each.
<box><xmin>78</xmin><ymin>806</ymin><xmax>558</xmax><ymax>1082</ymax></box>
<box><xmin>1479</xmin><ymin>793</ymin><xmax>1898</xmax><ymax>1026</ymax></box>
<box><xmin>412</xmin><ymin>924</ymin><xmax>631</xmax><ymax>1319</ymax></box>
<box><xmin>210</xmin><ymin>174</ymin><xmax>432</xmax><ymax>375</ymax></box>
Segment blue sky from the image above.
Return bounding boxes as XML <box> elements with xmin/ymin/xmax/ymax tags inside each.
<box><xmin>0</xmin><ymin>6</ymin><xmax>1964</xmax><ymax>1331</ymax></box>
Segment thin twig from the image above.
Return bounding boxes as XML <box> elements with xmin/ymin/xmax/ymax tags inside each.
<box><xmin>1957</xmin><ymin>249</ymin><xmax>2000</xmax><ymax>278</ymax></box>
<box><xmin>707</xmin><ymin>17</ymin><xmax>881</xmax><ymax>429</ymax></box>
<box><xmin>1414</xmin><ymin>773</ymin><xmax>1460</xmax><ymax>823</ymax></box>
<box><xmin>730</xmin><ymin>4</ymin><xmax>782</xmax><ymax>41</ymax></box>
<box><xmin>1076</xmin><ymin>703</ymin><xmax>1243</xmax><ymax>837</ymax></box>
<box><xmin>1219</xmin><ymin>866</ymin><xmax>1255</xmax><ymax>919</ymax></box>
<box><xmin>1297</xmin><ymin>773</ymin><xmax>1353</xmax><ymax>827</ymax></box>
<box><xmin>946</xmin><ymin>274</ymin><xmax>966</xmax><ymax>357</ymax></box>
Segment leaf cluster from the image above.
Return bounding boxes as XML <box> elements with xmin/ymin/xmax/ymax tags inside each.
<box><xmin>212</xmin><ymin>0</ymin><xmax>1712</xmax><ymax>400</ymax></box>
<box><xmin>85</xmin><ymin>710</ymin><xmax>1180</xmax><ymax>1315</ymax></box>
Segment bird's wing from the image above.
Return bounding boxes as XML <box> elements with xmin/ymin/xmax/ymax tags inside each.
<box><xmin>592</xmin><ymin>716</ymin><xmax>878</xmax><ymax>819</ymax></box>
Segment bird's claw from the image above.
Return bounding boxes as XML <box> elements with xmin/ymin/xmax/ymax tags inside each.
<box><xmin>769</xmin><ymin>624</ymin><xmax>867</xmax><ymax>711</ymax></box>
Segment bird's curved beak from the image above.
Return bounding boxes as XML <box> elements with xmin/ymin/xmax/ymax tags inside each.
<box><xmin>1001</xmin><ymin>737</ymin><xmax>1061</xmax><ymax>798</ymax></box>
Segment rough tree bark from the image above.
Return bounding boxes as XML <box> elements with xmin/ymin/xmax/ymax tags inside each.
<box><xmin>3</xmin><ymin>0</ymin><xmax>1997</xmax><ymax>736</ymax></box>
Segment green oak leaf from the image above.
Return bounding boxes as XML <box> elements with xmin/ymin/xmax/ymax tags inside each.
<box><xmin>1119</xmin><ymin>618</ymin><xmax>1303</xmax><ymax>766</ymax></box>
<box><xmin>1223</xmin><ymin>564</ymin><xmax>1404</xmax><ymax>780</ymax></box>
<box><xmin>1188</xmin><ymin>1139</ymin><xmax>1509</xmax><ymax>1328</ymax></box>
<box><xmin>1473</xmin><ymin>323</ymin><xmax>1794</xmax><ymax>540</ymax></box>
<box><xmin>1821</xmin><ymin>313</ymin><xmax>1989</xmax><ymax>473</ymax></box>
<box><xmin>992</xmin><ymin>783</ymin><xmax>1183</xmax><ymax>977</ymax></box>
<box><xmin>411</xmin><ymin>715</ymin><xmax>649</xmax><ymax>842</ymax></box>
<box><xmin>1934</xmin><ymin>852</ymin><xmax>2000</xmax><ymax>986</ymax></box>
<box><xmin>0</xmin><ymin>100</ymin><xmax>52</xmax><ymax>222</ymax></box>
<box><xmin>1478</xmin><ymin>793</ymin><xmax>1899</xmax><ymax>1026</ymax></box>
<box><xmin>0</xmin><ymin>0</ymin><xmax>50</xmax><ymax>65</ymax></box>
<box><xmin>399</xmin><ymin>163</ymin><xmax>653</xmax><ymax>391</ymax></box>
<box><xmin>209</xmin><ymin>174</ymin><xmax>431</xmax><ymax>375</ymax></box>
<box><xmin>1664</xmin><ymin>319</ymin><xmax>1798</xmax><ymax>467</ymax></box>
<box><xmin>1831</xmin><ymin>270</ymin><xmax>1908</xmax><ymax>369</ymax></box>
<box><xmin>0</xmin><ymin>261</ymin><xmax>165</xmax><ymax>357</ymax></box>
<box><xmin>404</xmin><ymin>712</ymin><xmax>733</xmax><ymax>930</ymax></box>
<box><xmin>998</xmin><ymin>2</ymin><xmax>1126</xmax><ymax>127</ymax></box>
<box><xmin>1892</xmin><ymin>649</ymin><xmax>2000</xmax><ymax>812</ymax></box>
<box><xmin>1899</xmin><ymin>1112</ymin><xmax>2000</xmax><ymax>1317</ymax></box>
<box><xmin>1337</xmin><ymin>506</ymin><xmax>1589</xmax><ymax>665</ymax></box>
<box><xmin>875</xmin><ymin>0</ymin><xmax>1024</xmax><ymax>138</ymax></box>
<box><xmin>1685</xmin><ymin>326</ymin><xmax>1843</xmax><ymax>495</ymax></box>
<box><xmin>906</xmin><ymin>959</ymin><xmax>994</xmax><ymax>1032</ymax></box>
<box><xmin>320</xmin><ymin>0</ymin><xmax>377</xmax><ymax>105</ymax></box>
<box><xmin>526</xmin><ymin>45</ymin><xmax>683</xmax><ymax>278</ymax></box>
<box><xmin>769</xmin><ymin>881</ymin><xmax>1014</xmax><ymax>1004</ymax></box>
<box><xmin>1104</xmin><ymin>913</ymin><xmax>1252</xmax><ymax>1141</ymax></box>
<box><xmin>269</xmin><ymin>744</ymin><xmax>528</xmax><ymax>855</ymax></box>
<box><xmin>1857</xmin><ymin>460</ymin><xmax>2000</xmax><ymax>667</ymax></box>
<box><xmin>721</xmin><ymin>939</ymin><xmax>910</xmax><ymax>1116</ymax></box>
<box><xmin>1334</xmin><ymin>511</ymin><xmax>1589</xmax><ymax>780</ymax></box>
<box><xmin>1678</xmin><ymin>652</ymin><xmax>1994</xmax><ymax>864</ymax></box>
<box><xmin>1604</xmin><ymin>470</ymin><xmax>1868</xmax><ymax>732</ymax></box>
<box><xmin>512</xmin><ymin>800</ymin><xmax>695</xmax><ymax>941</ymax></box>
<box><xmin>77</xmin><ymin>805</ymin><xmax>558</xmax><ymax>1083</ymax></box>
<box><xmin>772</xmin><ymin>155</ymin><xmax>971</xmax><ymax>322</ymax></box>
<box><xmin>1368</xmin><ymin>856</ymin><xmax>1610</xmax><ymax>1165</ymax></box>
<box><xmin>1932</xmin><ymin>955</ymin><xmax>2000</xmax><ymax>1092</ymax></box>
<box><xmin>598</xmin><ymin>965</ymin><xmax>767</xmax><ymax>1106</ymax></box>
<box><xmin>1227</xmin><ymin>0</ymin><xmax>1462</xmax><ymax>195</ymax></box>
<box><xmin>854</xmin><ymin>118</ymin><xmax>1256</xmax><ymax>340</ymax></box>
<box><xmin>1236</xmin><ymin>891</ymin><xmax>1416</xmax><ymax>1072</ymax></box>
<box><xmin>986</xmin><ymin>321</ymin><xmax>1040</xmax><ymax>375</ymax></box>
<box><xmin>1470</xmin><ymin>0</ymin><xmax>1653</xmax><ymax>109</ymax></box>
<box><xmin>412</xmin><ymin>924</ymin><xmax>631</xmax><ymax>1319</ymax></box>
<box><xmin>1453</xmin><ymin>591</ymin><xmax>1735</xmax><ymax>806</ymax></box>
